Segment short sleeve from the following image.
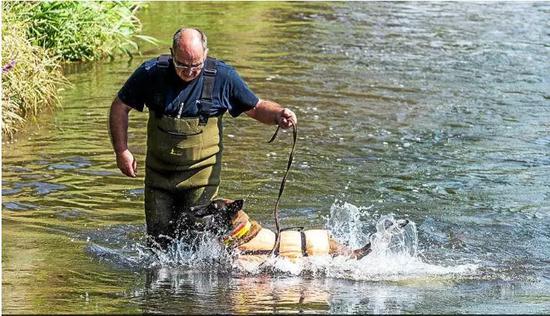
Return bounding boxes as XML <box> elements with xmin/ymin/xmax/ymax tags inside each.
<box><xmin>226</xmin><ymin>69</ymin><xmax>259</xmax><ymax>117</ymax></box>
<box><xmin>117</xmin><ymin>63</ymin><xmax>151</xmax><ymax>112</ymax></box>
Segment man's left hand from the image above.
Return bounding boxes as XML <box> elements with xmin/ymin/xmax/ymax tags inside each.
<box><xmin>277</xmin><ymin>108</ymin><xmax>297</xmax><ymax>129</ymax></box>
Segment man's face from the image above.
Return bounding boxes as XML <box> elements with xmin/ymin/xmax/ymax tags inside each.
<box><xmin>171</xmin><ymin>46</ymin><xmax>207</xmax><ymax>82</ymax></box>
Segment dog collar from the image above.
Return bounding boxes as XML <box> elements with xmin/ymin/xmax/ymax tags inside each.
<box><xmin>223</xmin><ymin>220</ymin><xmax>252</xmax><ymax>245</ymax></box>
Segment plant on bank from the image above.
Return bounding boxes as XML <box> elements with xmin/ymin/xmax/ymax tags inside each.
<box><xmin>1</xmin><ymin>1</ymin><xmax>157</xmax><ymax>138</ymax></box>
<box><xmin>15</xmin><ymin>1</ymin><xmax>157</xmax><ymax>61</ymax></box>
<box><xmin>1</xmin><ymin>6</ymin><xmax>67</xmax><ymax>139</ymax></box>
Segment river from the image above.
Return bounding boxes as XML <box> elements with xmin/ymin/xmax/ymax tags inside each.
<box><xmin>2</xmin><ymin>2</ymin><xmax>549</xmax><ymax>314</ymax></box>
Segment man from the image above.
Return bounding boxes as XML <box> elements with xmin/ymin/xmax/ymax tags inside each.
<box><xmin>109</xmin><ymin>28</ymin><xmax>297</xmax><ymax>248</ymax></box>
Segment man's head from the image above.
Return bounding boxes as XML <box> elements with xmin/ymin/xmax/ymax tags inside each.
<box><xmin>171</xmin><ymin>27</ymin><xmax>208</xmax><ymax>82</ymax></box>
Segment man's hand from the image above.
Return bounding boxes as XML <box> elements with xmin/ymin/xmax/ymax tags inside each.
<box><xmin>116</xmin><ymin>149</ymin><xmax>137</xmax><ymax>178</ymax></box>
<box><xmin>276</xmin><ymin>108</ymin><xmax>297</xmax><ymax>129</ymax></box>
<box><xmin>245</xmin><ymin>100</ymin><xmax>298</xmax><ymax>128</ymax></box>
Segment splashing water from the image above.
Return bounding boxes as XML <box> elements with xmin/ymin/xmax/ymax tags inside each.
<box><xmin>326</xmin><ymin>200</ymin><xmax>478</xmax><ymax>281</ymax></box>
<box><xmin>150</xmin><ymin>233</ymin><xmax>232</xmax><ymax>269</ymax></box>
<box><xmin>327</xmin><ymin>199</ymin><xmax>373</xmax><ymax>249</ymax></box>
<box><xmin>233</xmin><ymin>200</ymin><xmax>478</xmax><ymax>280</ymax></box>
<box><xmin>86</xmin><ymin>231</ymin><xmax>233</xmax><ymax>271</ymax></box>
<box><xmin>87</xmin><ymin>200</ymin><xmax>478</xmax><ymax>281</ymax></box>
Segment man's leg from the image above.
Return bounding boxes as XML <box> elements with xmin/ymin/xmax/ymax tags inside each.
<box><xmin>144</xmin><ymin>184</ymin><xmax>219</xmax><ymax>247</ymax></box>
<box><xmin>176</xmin><ymin>185</ymin><xmax>219</xmax><ymax>211</ymax></box>
<box><xmin>144</xmin><ymin>185</ymin><xmax>178</xmax><ymax>249</ymax></box>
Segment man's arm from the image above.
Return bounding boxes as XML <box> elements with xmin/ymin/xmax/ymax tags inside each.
<box><xmin>245</xmin><ymin>99</ymin><xmax>297</xmax><ymax>128</ymax></box>
<box><xmin>109</xmin><ymin>96</ymin><xmax>137</xmax><ymax>178</ymax></box>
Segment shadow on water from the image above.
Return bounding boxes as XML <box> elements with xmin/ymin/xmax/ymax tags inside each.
<box><xmin>3</xmin><ymin>1</ymin><xmax>550</xmax><ymax>314</ymax></box>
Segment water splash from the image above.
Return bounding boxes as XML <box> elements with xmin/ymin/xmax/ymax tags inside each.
<box><xmin>86</xmin><ymin>200</ymin><xmax>477</xmax><ymax>281</ymax></box>
<box><xmin>85</xmin><ymin>230</ymin><xmax>233</xmax><ymax>271</ymax></box>
<box><xmin>149</xmin><ymin>233</ymin><xmax>232</xmax><ymax>269</ymax></box>
<box><xmin>234</xmin><ymin>200</ymin><xmax>478</xmax><ymax>281</ymax></box>
<box><xmin>326</xmin><ymin>199</ymin><xmax>373</xmax><ymax>249</ymax></box>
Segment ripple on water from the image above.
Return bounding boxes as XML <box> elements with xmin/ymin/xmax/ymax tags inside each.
<box><xmin>2</xmin><ymin>188</ymin><xmax>22</xmax><ymax>196</ymax></box>
<box><xmin>4</xmin><ymin>166</ymin><xmax>31</xmax><ymax>173</ymax></box>
<box><xmin>124</xmin><ymin>188</ymin><xmax>144</xmax><ymax>199</ymax></box>
<box><xmin>10</xmin><ymin>181</ymin><xmax>67</xmax><ymax>195</ymax></box>
<box><xmin>47</xmin><ymin>156</ymin><xmax>92</xmax><ymax>170</ymax></box>
<box><xmin>79</xmin><ymin>169</ymin><xmax>117</xmax><ymax>176</ymax></box>
<box><xmin>55</xmin><ymin>208</ymin><xmax>87</xmax><ymax>220</ymax></box>
<box><xmin>2</xmin><ymin>201</ymin><xmax>37</xmax><ymax>211</ymax></box>
<box><xmin>534</xmin><ymin>135</ymin><xmax>550</xmax><ymax>147</ymax></box>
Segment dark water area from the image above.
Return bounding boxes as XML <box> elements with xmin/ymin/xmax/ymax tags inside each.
<box><xmin>2</xmin><ymin>2</ymin><xmax>549</xmax><ymax>314</ymax></box>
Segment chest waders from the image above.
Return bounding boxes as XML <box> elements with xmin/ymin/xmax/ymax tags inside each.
<box><xmin>144</xmin><ymin>56</ymin><xmax>222</xmax><ymax>248</ymax></box>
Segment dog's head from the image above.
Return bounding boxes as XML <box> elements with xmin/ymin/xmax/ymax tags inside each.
<box><xmin>189</xmin><ymin>198</ymin><xmax>245</xmax><ymax>236</ymax></box>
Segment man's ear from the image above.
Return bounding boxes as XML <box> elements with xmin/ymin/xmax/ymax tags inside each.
<box><xmin>227</xmin><ymin>199</ymin><xmax>244</xmax><ymax>215</ymax></box>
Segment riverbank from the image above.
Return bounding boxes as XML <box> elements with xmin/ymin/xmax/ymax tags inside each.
<box><xmin>1</xmin><ymin>1</ymin><xmax>156</xmax><ymax>139</ymax></box>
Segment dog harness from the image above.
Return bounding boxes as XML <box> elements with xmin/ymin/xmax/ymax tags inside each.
<box><xmin>226</xmin><ymin>218</ymin><xmax>331</xmax><ymax>258</ymax></box>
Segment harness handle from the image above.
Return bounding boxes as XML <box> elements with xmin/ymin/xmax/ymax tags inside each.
<box><xmin>267</xmin><ymin>123</ymin><xmax>298</xmax><ymax>257</ymax></box>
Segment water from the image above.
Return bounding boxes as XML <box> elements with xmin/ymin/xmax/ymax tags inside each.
<box><xmin>2</xmin><ymin>2</ymin><xmax>549</xmax><ymax>314</ymax></box>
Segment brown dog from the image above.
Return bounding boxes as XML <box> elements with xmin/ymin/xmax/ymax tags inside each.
<box><xmin>187</xmin><ymin>199</ymin><xmax>408</xmax><ymax>264</ymax></box>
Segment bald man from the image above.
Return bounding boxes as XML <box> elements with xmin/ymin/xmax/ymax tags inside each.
<box><xmin>109</xmin><ymin>28</ymin><xmax>296</xmax><ymax>248</ymax></box>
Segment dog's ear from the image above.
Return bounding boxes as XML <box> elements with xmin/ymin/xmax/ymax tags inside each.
<box><xmin>227</xmin><ymin>199</ymin><xmax>244</xmax><ymax>215</ymax></box>
<box><xmin>189</xmin><ymin>203</ymin><xmax>211</xmax><ymax>217</ymax></box>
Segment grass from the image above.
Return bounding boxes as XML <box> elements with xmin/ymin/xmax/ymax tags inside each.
<box><xmin>1</xmin><ymin>1</ymin><xmax>157</xmax><ymax>139</ymax></box>
<box><xmin>17</xmin><ymin>1</ymin><xmax>157</xmax><ymax>61</ymax></box>
<box><xmin>1</xmin><ymin>7</ymin><xmax>67</xmax><ymax>139</ymax></box>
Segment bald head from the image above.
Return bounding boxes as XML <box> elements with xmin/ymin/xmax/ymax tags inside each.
<box><xmin>172</xmin><ymin>28</ymin><xmax>207</xmax><ymax>53</ymax></box>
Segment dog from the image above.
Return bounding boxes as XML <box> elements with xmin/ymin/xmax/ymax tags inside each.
<box><xmin>183</xmin><ymin>198</ymin><xmax>409</xmax><ymax>265</ymax></box>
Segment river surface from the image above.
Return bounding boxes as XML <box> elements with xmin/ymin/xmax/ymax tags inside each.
<box><xmin>2</xmin><ymin>2</ymin><xmax>550</xmax><ymax>314</ymax></box>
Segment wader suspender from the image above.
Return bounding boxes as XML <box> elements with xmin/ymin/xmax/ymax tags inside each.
<box><xmin>153</xmin><ymin>54</ymin><xmax>171</xmax><ymax>117</ymax></box>
<box><xmin>197</xmin><ymin>57</ymin><xmax>217</xmax><ymax>125</ymax></box>
<box><xmin>152</xmin><ymin>55</ymin><xmax>217</xmax><ymax>122</ymax></box>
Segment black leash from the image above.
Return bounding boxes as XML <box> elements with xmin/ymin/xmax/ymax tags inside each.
<box><xmin>267</xmin><ymin>123</ymin><xmax>298</xmax><ymax>257</ymax></box>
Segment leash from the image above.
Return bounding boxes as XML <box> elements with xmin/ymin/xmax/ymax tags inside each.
<box><xmin>267</xmin><ymin>123</ymin><xmax>298</xmax><ymax>257</ymax></box>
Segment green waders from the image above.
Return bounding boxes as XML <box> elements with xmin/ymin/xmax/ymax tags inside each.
<box><xmin>144</xmin><ymin>111</ymin><xmax>223</xmax><ymax>247</ymax></box>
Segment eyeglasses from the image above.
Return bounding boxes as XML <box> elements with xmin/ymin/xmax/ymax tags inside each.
<box><xmin>172</xmin><ymin>56</ymin><xmax>204</xmax><ymax>71</ymax></box>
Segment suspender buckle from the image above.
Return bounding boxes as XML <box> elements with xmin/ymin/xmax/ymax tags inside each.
<box><xmin>203</xmin><ymin>68</ymin><xmax>217</xmax><ymax>76</ymax></box>
<box><xmin>198</xmin><ymin>114</ymin><xmax>209</xmax><ymax>126</ymax></box>
<box><xmin>197</xmin><ymin>100</ymin><xmax>213</xmax><ymax>125</ymax></box>
<box><xmin>157</xmin><ymin>54</ymin><xmax>171</xmax><ymax>69</ymax></box>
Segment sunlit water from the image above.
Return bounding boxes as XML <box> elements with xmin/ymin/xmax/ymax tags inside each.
<box><xmin>3</xmin><ymin>2</ymin><xmax>549</xmax><ymax>314</ymax></box>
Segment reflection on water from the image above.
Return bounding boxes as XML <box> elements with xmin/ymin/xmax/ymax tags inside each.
<box><xmin>3</xmin><ymin>1</ymin><xmax>550</xmax><ymax>314</ymax></box>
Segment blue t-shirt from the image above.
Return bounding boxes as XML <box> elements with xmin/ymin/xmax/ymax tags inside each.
<box><xmin>117</xmin><ymin>56</ymin><xmax>259</xmax><ymax>117</ymax></box>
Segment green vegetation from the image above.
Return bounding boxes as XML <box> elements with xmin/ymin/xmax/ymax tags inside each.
<box><xmin>18</xmin><ymin>1</ymin><xmax>156</xmax><ymax>61</ymax></box>
<box><xmin>1</xmin><ymin>1</ymin><xmax>156</xmax><ymax>138</ymax></box>
<box><xmin>1</xmin><ymin>5</ymin><xmax>66</xmax><ymax>139</ymax></box>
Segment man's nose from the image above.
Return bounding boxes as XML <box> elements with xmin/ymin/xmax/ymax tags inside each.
<box><xmin>187</xmin><ymin>69</ymin><xmax>201</xmax><ymax>77</ymax></box>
